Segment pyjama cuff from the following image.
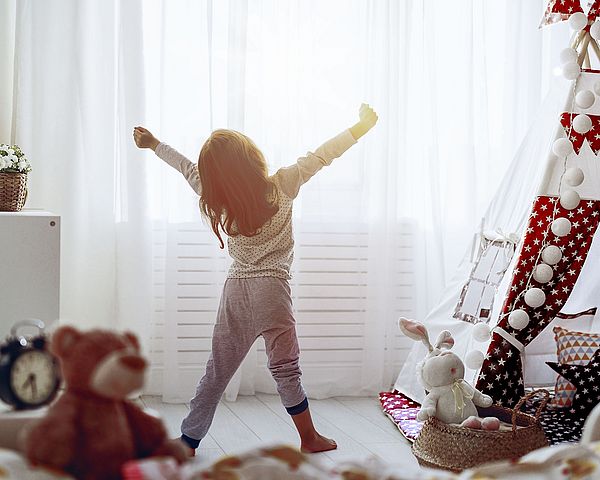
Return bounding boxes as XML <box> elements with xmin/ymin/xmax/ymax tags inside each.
<box><xmin>286</xmin><ymin>397</ymin><xmax>309</xmax><ymax>415</ymax></box>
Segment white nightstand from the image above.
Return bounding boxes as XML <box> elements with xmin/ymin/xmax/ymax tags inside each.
<box><xmin>0</xmin><ymin>210</ymin><xmax>60</xmax><ymax>338</ymax></box>
<box><xmin>0</xmin><ymin>401</ymin><xmax>47</xmax><ymax>452</ymax></box>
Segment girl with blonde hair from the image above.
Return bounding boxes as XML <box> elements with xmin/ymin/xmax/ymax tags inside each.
<box><xmin>133</xmin><ymin>103</ymin><xmax>378</xmax><ymax>455</ymax></box>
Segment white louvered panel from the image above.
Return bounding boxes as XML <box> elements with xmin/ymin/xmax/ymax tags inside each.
<box><xmin>147</xmin><ymin>220</ymin><xmax>416</xmax><ymax>395</ymax></box>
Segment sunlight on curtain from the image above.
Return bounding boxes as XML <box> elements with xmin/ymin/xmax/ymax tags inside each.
<box><xmin>138</xmin><ymin>0</ymin><xmax>570</xmax><ymax>401</ymax></box>
<box><xmin>4</xmin><ymin>0</ymin><xmax>570</xmax><ymax>402</ymax></box>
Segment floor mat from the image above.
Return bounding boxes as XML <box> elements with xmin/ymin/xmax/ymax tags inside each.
<box><xmin>379</xmin><ymin>390</ymin><xmax>584</xmax><ymax>445</ymax></box>
<box><xmin>378</xmin><ymin>391</ymin><xmax>422</xmax><ymax>443</ymax></box>
<box><xmin>523</xmin><ymin>398</ymin><xmax>586</xmax><ymax>444</ymax></box>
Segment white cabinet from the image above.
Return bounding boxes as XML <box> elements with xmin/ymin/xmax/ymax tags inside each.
<box><xmin>0</xmin><ymin>211</ymin><xmax>60</xmax><ymax>339</ymax></box>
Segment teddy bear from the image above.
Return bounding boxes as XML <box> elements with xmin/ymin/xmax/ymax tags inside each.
<box><xmin>20</xmin><ymin>326</ymin><xmax>188</xmax><ymax>480</ymax></box>
<box><xmin>399</xmin><ymin>318</ymin><xmax>500</xmax><ymax>430</ymax></box>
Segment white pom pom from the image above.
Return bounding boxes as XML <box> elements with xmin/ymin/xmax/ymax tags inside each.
<box><xmin>524</xmin><ymin>288</ymin><xmax>546</xmax><ymax>309</ymax></box>
<box><xmin>465</xmin><ymin>350</ymin><xmax>485</xmax><ymax>370</ymax></box>
<box><xmin>576</xmin><ymin>90</ymin><xmax>595</xmax><ymax>109</ymax></box>
<box><xmin>533</xmin><ymin>263</ymin><xmax>554</xmax><ymax>284</ymax></box>
<box><xmin>560</xmin><ymin>47</ymin><xmax>579</xmax><ymax>64</ymax></box>
<box><xmin>551</xmin><ymin>217</ymin><xmax>572</xmax><ymax>237</ymax></box>
<box><xmin>594</xmin><ymin>82</ymin><xmax>600</xmax><ymax>96</ymax></box>
<box><xmin>508</xmin><ymin>309</ymin><xmax>531</xmax><ymax>330</ymax></box>
<box><xmin>541</xmin><ymin>245</ymin><xmax>562</xmax><ymax>265</ymax></box>
<box><xmin>563</xmin><ymin>62</ymin><xmax>581</xmax><ymax>80</ymax></box>
<box><xmin>564</xmin><ymin>167</ymin><xmax>585</xmax><ymax>186</ymax></box>
<box><xmin>591</xmin><ymin>20</ymin><xmax>600</xmax><ymax>40</ymax></box>
<box><xmin>472</xmin><ymin>323</ymin><xmax>492</xmax><ymax>342</ymax></box>
<box><xmin>569</xmin><ymin>12</ymin><xmax>588</xmax><ymax>31</ymax></box>
<box><xmin>560</xmin><ymin>189</ymin><xmax>581</xmax><ymax>210</ymax></box>
<box><xmin>573</xmin><ymin>114</ymin><xmax>592</xmax><ymax>133</ymax></box>
<box><xmin>552</xmin><ymin>137</ymin><xmax>574</xmax><ymax>157</ymax></box>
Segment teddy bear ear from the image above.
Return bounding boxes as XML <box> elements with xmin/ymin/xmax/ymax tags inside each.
<box><xmin>123</xmin><ymin>331</ymin><xmax>140</xmax><ymax>351</ymax></box>
<box><xmin>50</xmin><ymin>326</ymin><xmax>82</xmax><ymax>358</ymax></box>
<box><xmin>434</xmin><ymin>330</ymin><xmax>455</xmax><ymax>350</ymax></box>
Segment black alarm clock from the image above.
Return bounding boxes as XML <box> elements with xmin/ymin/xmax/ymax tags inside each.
<box><xmin>0</xmin><ymin>319</ymin><xmax>61</xmax><ymax>409</ymax></box>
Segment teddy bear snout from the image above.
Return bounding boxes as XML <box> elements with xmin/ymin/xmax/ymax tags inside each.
<box><xmin>120</xmin><ymin>354</ymin><xmax>147</xmax><ymax>371</ymax></box>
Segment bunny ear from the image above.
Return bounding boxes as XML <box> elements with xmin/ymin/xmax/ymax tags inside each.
<box><xmin>434</xmin><ymin>330</ymin><xmax>454</xmax><ymax>350</ymax></box>
<box><xmin>398</xmin><ymin>318</ymin><xmax>433</xmax><ymax>351</ymax></box>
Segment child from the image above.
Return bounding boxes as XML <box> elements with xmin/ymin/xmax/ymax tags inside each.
<box><xmin>133</xmin><ymin>104</ymin><xmax>378</xmax><ymax>455</ymax></box>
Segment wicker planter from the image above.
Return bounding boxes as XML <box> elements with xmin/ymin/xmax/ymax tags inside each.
<box><xmin>412</xmin><ymin>390</ymin><xmax>550</xmax><ymax>472</ymax></box>
<box><xmin>0</xmin><ymin>173</ymin><xmax>28</xmax><ymax>212</ymax></box>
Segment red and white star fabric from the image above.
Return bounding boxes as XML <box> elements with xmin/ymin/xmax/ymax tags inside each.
<box><xmin>590</xmin><ymin>0</ymin><xmax>600</xmax><ymax>20</ymax></box>
<box><xmin>540</xmin><ymin>0</ymin><xmax>600</xmax><ymax>27</ymax></box>
<box><xmin>476</xmin><ymin>195</ymin><xmax>600</xmax><ymax>407</ymax></box>
<box><xmin>541</xmin><ymin>0</ymin><xmax>584</xmax><ymax>27</ymax></box>
<box><xmin>560</xmin><ymin>112</ymin><xmax>600</xmax><ymax>154</ymax></box>
<box><xmin>378</xmin><ymin>391</ymin><xmax>423</xmax><ymax>442</ymax></box>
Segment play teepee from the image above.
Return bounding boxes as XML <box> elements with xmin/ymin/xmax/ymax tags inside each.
<box><xmin>394</xmin><ymin>0</ymin><xmax>600</xmax><ymax>409</ymax></box>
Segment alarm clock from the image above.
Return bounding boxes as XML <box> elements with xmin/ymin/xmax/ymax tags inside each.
<box><xmin>0</xmin><ymin>319</ymin><xmax>61</xmax><ymax>409</ymax></box>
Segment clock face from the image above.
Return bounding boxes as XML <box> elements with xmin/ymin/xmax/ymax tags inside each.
<box><xmin>9</xmin><ymin>349</ymin><xmax>58</xmax><ymax>405</ymax></box>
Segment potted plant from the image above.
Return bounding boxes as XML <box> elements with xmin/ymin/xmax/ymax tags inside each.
<box><xmin>0</xmin><ymin>144</ymin><xmax>31</xmax><ymax>212</ymax></box>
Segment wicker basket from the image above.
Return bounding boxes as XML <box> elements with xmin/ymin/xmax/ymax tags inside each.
<box><xmin>412</xmin><ymin>390</ymin><xmax>550</xmax><ymax>472</ymax></box>
<box><xmin>0</xmin><ymin>173</ymin><xmax>28</xmax><ymax>212</ymax></box>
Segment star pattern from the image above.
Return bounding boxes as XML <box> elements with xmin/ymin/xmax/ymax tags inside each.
<box><xmin>379</xmin><ymin>391</ymin><xmax>422</xmax><ymax>442</ymax></box>
<box><xmin>476</xmin><ymin>195</ymin><xmax>600</xmax><ymax>407</ymax></box>
<box><xmin>523</xmin><ymin>398</ymin><xmax>587</xmax><ymax>444</ymax></box>
<box><xmin>560</xmin><ymin>112</ymin><xmax>600</xmax><ymax>155</ymax></box>
<box><xmin>541</xmin><ymin>0</ymin><xmax>584</xmax><ymax>26</ymax></box>
<box><xmin>547</xmin><ymin>349</ymin><xmax>600</xmax><ymax>419</ymax></box>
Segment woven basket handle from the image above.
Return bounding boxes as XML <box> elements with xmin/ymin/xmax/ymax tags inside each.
<box><xmin>511</xmin><ymin>389</ymin><xmax>550</xmax><ymax>434</ymax></box>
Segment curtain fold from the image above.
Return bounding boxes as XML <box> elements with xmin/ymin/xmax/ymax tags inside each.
<box><xmin>3</xmin><ymin>0</ymin><xmax>571</xmax><ymax>401</ymax></box>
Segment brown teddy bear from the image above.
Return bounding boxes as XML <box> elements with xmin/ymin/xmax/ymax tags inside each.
<box><xmin>20</xmin><ymin>326</ymin><xmax>188</xmax><ymax>479</ymax></box>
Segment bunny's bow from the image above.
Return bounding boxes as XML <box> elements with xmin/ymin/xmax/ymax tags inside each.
<box><xmin>451</xmin><ymin>379</ymin><xmax>475</xmax><ymax>416</ymax></box>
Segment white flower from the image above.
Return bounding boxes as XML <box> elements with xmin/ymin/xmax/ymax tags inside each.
<box><xmin>0</xmin><ymin>159</ymin><xmax>7</xmax><ymax>170</ymax></box>
<box><xmin>6</xmin><ymin>148</ymin><xmax>14</xmax><ymax>156</ymax></box>
<box><xmin>18</xmin><ymin>160</ymin><xmax>29</xmax><ymax>171</ymax></box>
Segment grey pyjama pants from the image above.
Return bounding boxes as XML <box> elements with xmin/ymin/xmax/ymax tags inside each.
<box><xmin>180</xmin><ymin>277</ymin><xmax>307</xmax><ymax>446</ymax></box>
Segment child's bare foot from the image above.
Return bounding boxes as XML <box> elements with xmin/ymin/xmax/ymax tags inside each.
<box><xmin>301</xmin><ymin>433</ymin><xmax>337</xmax><ymax>453</ymax></box>
<box><xmin>185</xmin><ymin>446</ymin><xmax>196</xmax><ymax>457</ymax></box>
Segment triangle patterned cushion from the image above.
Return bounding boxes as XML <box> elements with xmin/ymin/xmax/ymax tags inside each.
<box><xmin>551</xmin><ymin>326</ymin><xmax>600</xmax><ymax>408</ymax></box>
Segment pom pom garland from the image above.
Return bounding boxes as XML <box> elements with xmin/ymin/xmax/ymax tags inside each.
<box><xmin>551</xmin><ymin>217</ymin><xmax>572</xmax><ymax>237</ymax></box>
<box><xmin>560</xmin><ymin>189</ymin><xmax>581</xmax><ymax>210</ymax></box>
<box><xmin>533</xmin><ymin>263</ymin><xmax>554</xmax><ymax>284</ymax></box>
<box><xmin>573</xmin><ymin>114</ymin><xmax>592</xmax><ymax>133</ymax></box>
<box><xmin>560</xmin><ymin>47</ymin><xmax>579</xmax><ymax>64</ymax></box>
<box><xmin>569</xmin><ymin>12</ymin><xmax>588</xmax><ymax>31</ymax></box>
<box><xmin>564</xmin><ymin>167</ymin><xmax>585</xmax><ymax>186</ymax></box>
<box><xmin>552</xmin><ymin>137</ymin><xmax>574</xmax><ymax>157</ymax></box>
<box><xmin>592</xmin><ymin>20</ymin><xmax>600</xmax><ymax>40</ymax></box>
<box><xmin>465</xmin><ymin>350</ymin><xmax>485</xmax><ymax>370</ymax></box>
<box><xmin>508</xmin><ymin>309</ymin><xmax>530</xmax><ymax>330</ymax></box>
<box><xmin>525</xmin><ymin>288</ymin><xmax>546</xmax><ymax>308</ymax></box>
<box><xmin>472</xmin><ymin>322</ymin><xmax>491</xmax><ymax>342</ymax></box>
<box><xmin>575</xmin><ymin>90</ymin><xmax>595</xmax><ymax>109</ymax></box>
<box><xmin>562</xmin><ymin>62</ymin><xmax>581</xmax><ymax>80</ymax></box>
<box><xmin>541</xmin><ymin>245</ymin><xmax>562</xmax><ymax>265</ymax></box>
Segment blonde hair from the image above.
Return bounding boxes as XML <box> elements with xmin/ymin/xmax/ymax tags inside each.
<box><xmin>198</xmin><ymin>129</ymin><xmax>279</xmax><ymax>249</ymax></box>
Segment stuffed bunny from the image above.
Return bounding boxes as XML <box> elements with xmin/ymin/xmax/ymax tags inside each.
<box><xmin>399</xmin><ymin>317</ymin><xmax>498</xmax><ymax>429</ymax></box>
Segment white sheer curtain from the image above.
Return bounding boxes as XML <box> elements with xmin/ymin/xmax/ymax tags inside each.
<box><xmin>1</xmin><ymin>0</ymin><xmax>569</xmax><ymax>401</ymax></box>
<box><xmin>2</xmin><ymin>0</ymin><xmax>151</xmax><ymax>339</ymax></box>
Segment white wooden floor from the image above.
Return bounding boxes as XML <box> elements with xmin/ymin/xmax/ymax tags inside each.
<box><xmin>140</xmin><ymin>394</ymin><xmax>417</xmax><ymax>467</ymax></box>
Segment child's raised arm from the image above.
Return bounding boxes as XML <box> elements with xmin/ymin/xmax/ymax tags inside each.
<box><xmin>349</xmin><ymin>103</ymin><xmax>378</xmax><ymax>141</ymax></box>
<box><xmin>133</xmin><ymin>126</ymin><xmax>201</xmax><ymax>195</ymax></box>
<box><xmin>274</xmin><ymin>104</ymin><xmax>378</xmax><ymax>199</ymax></box>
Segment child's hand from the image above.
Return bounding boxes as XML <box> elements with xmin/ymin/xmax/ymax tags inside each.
<box><xmin>358</xmin><ymin>103</ymin><xmax>378</xmax><ymax>130</ymax></box>
<box><xmin>133</xmin><ymin>126</ymin><xmax>160</xmax><ymax>151</ymax></box>
<box><xmin>349</xmin><ymin>103</ymin><xmax>378</xmax><ymax>140</ymax></box>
